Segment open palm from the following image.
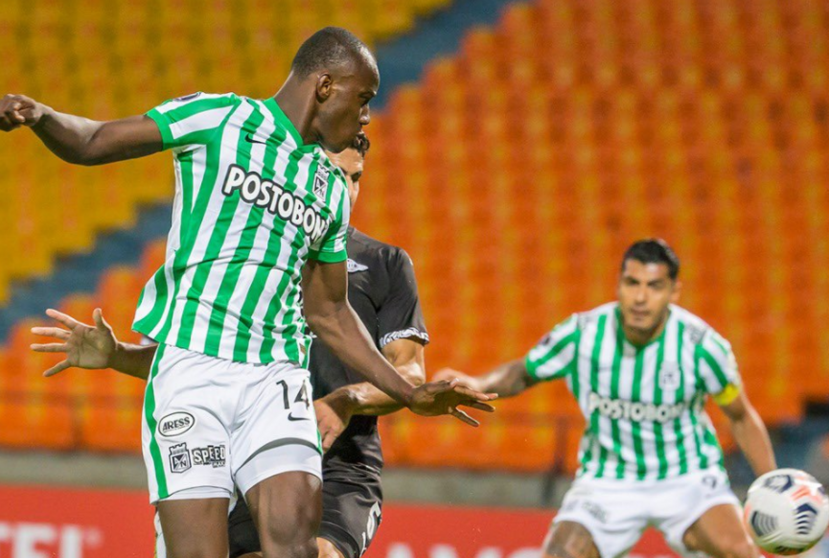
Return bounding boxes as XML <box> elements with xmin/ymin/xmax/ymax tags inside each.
<box><xmin>30</xmin><ymin>308</ymin><xmax>118</xmax><ymax>377</ymax></box>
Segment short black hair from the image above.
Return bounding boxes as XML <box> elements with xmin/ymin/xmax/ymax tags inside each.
<box><xmin>291</xmin><ymin>27</ymin><xmax>372</xmax><ymax>79</ymax></box>
<box><xmin>351</xmin><ymin>132</ymin><xmax>370</xmax><ymax>157</ymax></box>
<box><xmin>622</xmin><ymin>239</ymin><xmax>680</xmax><ymax>280</ymax></box>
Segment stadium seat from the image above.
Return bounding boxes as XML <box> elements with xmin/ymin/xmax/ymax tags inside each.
<box><xmin>2</xmin><ymin>0</ymin><xmax>828</xmax><ymax>471</ymax></box>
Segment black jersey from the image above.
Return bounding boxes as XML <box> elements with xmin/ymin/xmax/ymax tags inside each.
<box><xmin>309</xmin><ymin>227</ymin><xmax>429</xmax><ymax>471</ymax></box>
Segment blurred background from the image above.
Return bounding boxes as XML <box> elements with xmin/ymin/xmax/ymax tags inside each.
<box><xmin>0</xmin><ymin>0</ymin><xmax>828</xmax><ymax>556</ymax></box>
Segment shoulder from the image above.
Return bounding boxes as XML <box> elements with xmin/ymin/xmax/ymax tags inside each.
<box><xmin>173</xmin><ymin>92</ymin><xmax>241</xmax><ymax>107</ymax></box>
<box><xmin>671</xmin><ymin>305</ymin><xmax>730</xmax><ymax>350</ymax></box>
<box><xmin>574</xmin><ymin>301</ymin><xmax>618</xmax><ymax>331</ymax></box>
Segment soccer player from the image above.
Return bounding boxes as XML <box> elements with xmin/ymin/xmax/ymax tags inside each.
<box><xmin>33</xmin><ymin>134</ymin><xmax>427</xmax><ymax>558</ymax></box>
<box><xmin>436</xmin><ymin>240</ymin><xmax>776</xmax><ymax>558</ymax></box>
<box><xmin>2</xmin><ymin>26</ymin><xmax>495</xmax><ymax>558</ymax></box>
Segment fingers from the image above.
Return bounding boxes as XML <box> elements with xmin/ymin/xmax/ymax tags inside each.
<box><xmin>450</xmin><ymin>408</ymin><xmax>480</xmax><ymax>427</ymax></box>
<box><xmin>93</xmin><ymin>308</ymin><xmax>111</xmax><ymax>332</ymax></box>
<box><xmin>30</xmin><ymin>342</ymin><xmax>69</xmax><ymax>353</ymax></box>
<box><xmin>45</xmin><ymin>308</ymin><xmax>82</xmax><ymax>330</ymax></box>
<box><xmin>461</xmin><ymin>401</ymin><xmax>497</xmax><ymax>413</ymax></box>
<box><xmin>30</xmin><ymin>326</ymin><xmax>71</xmax><ymax>340</ymax></box>
<box><xmin>43</xmin><ymin>361</ymin><xmax>71</xmax><ymax>378</ymax></box>
<box><xmin>0</xmin><ymin>95</ymin><xmax>34</xmax><ymax>131</ymax></box>
<box><xmin>451</xmin><ymin>383</ymin><xmax>498</xmax><ymax>402</ymax></box>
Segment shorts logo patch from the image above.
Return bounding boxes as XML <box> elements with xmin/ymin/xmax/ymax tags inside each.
<box><xmin>169</xmin><ymin>443</ymin><xmax>191</xmax><ymax>473</ymax></box>
<box><xmin>158</xmin><ymin>412</ymin><xmax>196</xmax><ymax>437</ymax></box>
<box><xmin>192</xmin><ymin>445</ymin><xmax>227</xmax><ymax>468</ymax></box>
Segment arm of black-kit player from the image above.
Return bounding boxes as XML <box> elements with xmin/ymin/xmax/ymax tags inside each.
<box><xmin>30</xmin><ymin>308</ymin><xmax>157</xmax><ymax>380</ymax></box>
<box><xmin>315</xmin><ymin>339</ymin><xmax>425</xmax><ymax>451</ymax></box>
<box><xmin>0</xmin><ymin>94</ymin><xmax>162</xmax><ymax>165</ymax></box>
<box><xmin>320</xmin><ymin>338</ymin><xmax>426</xmax><ymax>419</ymax></box>
<box><xmin>718</xmin><ymin>389</ymin><xmax>777</xmax><ymax>476</ymax></box>
<box><xmin>302</xmin><ymin>259</ymin><xmax>497</xmax><ymax>426</ymax></box>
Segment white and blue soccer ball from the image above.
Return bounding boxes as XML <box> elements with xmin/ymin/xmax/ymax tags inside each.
<box><xmin>745</xmin><ymin>469</ymin><xmax>829</xmax><ymax>555</ymax></box>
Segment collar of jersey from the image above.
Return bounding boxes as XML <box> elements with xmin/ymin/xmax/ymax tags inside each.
<box><xmin>615</xmin><ymin>306</ymin><xmax>671</xmax><ymax>350</ymax></box>
<box><xmin>263</xmin><ymin>97</ymin><xmax>319</xmax><ymax>153</ymax></box>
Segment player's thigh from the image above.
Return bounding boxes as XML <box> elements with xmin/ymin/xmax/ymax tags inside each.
<box><xmin>228</xmin><ymin>496</ymin><xmax>262</xmax><ymax>558</ymax></box>
<box><xmin>543</xmin><ymin>521</ymin><xmax>601</xmax><ymax>558</ymax></box>
<box><xmin>157</xmin><ymin>497</ymin><xmax>230</xmax><ymax>558</ymax></box>
<box><xmin>245</xmin><ymin>470</ymin><xmax>323</xmax><ymax>552</ymax></box>
<box><xmin>142</xmin><ymin>345</ymin><xmax>237</xmax><ymax>503</ymax></box>
<box><xmin>319</xmin><ymin>472</ymin><xmax>384</xmax><ymax>558</ymax></box>
<box><xmin>683</xmin><ymin>503</ymin><xmax>759</xmax><ymax>558</ymax></box>
<box><xmin>553</xmin><ymin>481</ymin><xmax>646</xmax><ymax>558</ymax></box>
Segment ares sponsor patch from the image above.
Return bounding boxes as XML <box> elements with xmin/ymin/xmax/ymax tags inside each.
<box><xmin>158</xmin><ymin>412</ymin><xmax>195</xmax><ymax>437</ymax></box>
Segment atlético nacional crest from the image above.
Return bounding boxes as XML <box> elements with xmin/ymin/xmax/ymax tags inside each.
<box><xmin>313</xmin><ymin>166</ymin><xmax>329</xmax><ymax>199</ymax></box>
<box><xmin>659</xmin><ymin>362</ymin><xmax>681</xmax><ymax>390</ymax></box>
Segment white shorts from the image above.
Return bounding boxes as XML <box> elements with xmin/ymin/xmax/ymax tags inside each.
<box><xmin>141</xmin><ymin>344</ymin><xmax>322</xmax><ymax>504</ymax></box>
<box><xmin>554</xmin><ymin>469</ymin><xmax>740</xmax><ymax>558</ymax></box>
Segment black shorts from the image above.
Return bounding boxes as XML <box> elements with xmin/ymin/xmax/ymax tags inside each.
<box><xmin>229</xmin><ymin>465</ymin><xmax>383</xmax><ymax>558</ymax></box>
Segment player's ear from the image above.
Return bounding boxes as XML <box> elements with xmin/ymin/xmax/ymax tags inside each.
<box><xmin>315</xmin><ymin>74</ymin><xmax>334</xmax><ymax>102</ymax></box>
<box><xmin>670</xmin><ymin>279</ymin><xmax>682</xmax><ymax>303</ymax></box>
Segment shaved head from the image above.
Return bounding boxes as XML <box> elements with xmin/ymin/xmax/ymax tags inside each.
<box><xmin>291</xmin><ymin>27</ymin><xmax>377</xmax><ymax>80</ymax></box>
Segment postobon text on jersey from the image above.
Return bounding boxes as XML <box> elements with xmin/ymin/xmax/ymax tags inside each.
<box><xmin>222</xmin><ymin>164</ymin><xmax>329</xmax><ymax>243</ymax></box>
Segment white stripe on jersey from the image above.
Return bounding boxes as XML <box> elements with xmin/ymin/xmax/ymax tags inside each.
<box><xmin>165</xmin><ymin>101</ymin><xmax>253</xmax><ymax>344</ymax></box>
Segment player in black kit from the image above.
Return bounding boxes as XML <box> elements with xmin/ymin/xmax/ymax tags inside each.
<box><xmin>31</xmin><ymin>133</ymin><xmax>438</xmax><ymax>558</ymax></box>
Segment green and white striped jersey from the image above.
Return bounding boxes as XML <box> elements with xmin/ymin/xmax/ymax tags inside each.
<box><xmin>526</xmin><ymin>302</ymin><xmax>741</xmax><ymax>481</ymax></box>
<box><xmin>133</xmin><ymin>92</ymin><xmax>350</xmax><ymax>364</ymax></box>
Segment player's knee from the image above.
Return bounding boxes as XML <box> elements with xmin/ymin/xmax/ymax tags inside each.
<box><xmin>317</xmin><ymin>538</ymin><xmax>346</xmax><ymax>558</ymax></box>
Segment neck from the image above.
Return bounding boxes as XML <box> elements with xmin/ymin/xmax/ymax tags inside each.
<box><xmin>621</xmin><ymin>309</ymin><xmax>670</xmax><ymax>347</ymax></box>
<box><xmin>273</xmin><ymin>77</ymin><xmax>318</xmax><ymax>145</ymax></box>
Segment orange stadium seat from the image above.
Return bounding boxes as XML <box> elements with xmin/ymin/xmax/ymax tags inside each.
<box><xmin>0</xmin><ymin>0</ymin><xmax>454</xmax><ymax>303</ymax></box>
<box><xmin>2</xmin><ymin>0</ymin><xmax>828</xmax><ymax>470</ymax></box>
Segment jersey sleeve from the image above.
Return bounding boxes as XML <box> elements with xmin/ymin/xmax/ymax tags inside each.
<box><xmin>308</xmin><ymin>175</ymin><xmax>350</xmax><ymax>263</ymax></box>
<box><xmin>696</xmin><ymin>330</ymin><xmax>742</xmax><ymax>405</ymax></box>
<box><xmin>377</xmin><ymin>249</ymin><xmax>429</xmax><ymax>348</ymax></box>
<box><xmin>525</xmin><ymin>314</ymin><xmax>580</xmax><ymax>382</ymax></box>
<box><xmin>146</xmin><ymin>92</ymin><xmax>239</xmax><ymax>152</ymax></box>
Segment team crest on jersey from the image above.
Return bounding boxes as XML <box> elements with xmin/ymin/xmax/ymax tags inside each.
<box><xmin>313</xmin><ymin>166</ymin><xmax>329</xmax><ymax>199</ymax></box>
<box><xmin>659</xmin><ymin>362</ymin><xmax>681</xmax><ymax>390</ymax></box>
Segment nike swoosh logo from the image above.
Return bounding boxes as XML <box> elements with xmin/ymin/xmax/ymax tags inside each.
<box><xmin>245</xmin><ymin>133</ymin><xmax>268</xmax><ymax>145</ymax></box>
<box><xmin>287</xmin><ymin>413</ymin><xmax>310</xmax><ymax>422</ymax></box>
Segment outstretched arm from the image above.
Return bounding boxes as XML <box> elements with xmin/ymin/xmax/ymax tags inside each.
<box><xmin>302</xmin><ymin>259</ymin><xmax>495</xmax><ymax>425</ymax></box>
<box><xmin>315</xmin><ymin>338</ymin><xmax>425</xmax><ymax>451</ymax></box>
<box><xmin>323</xmin><ymin>338</ymin><xmax>426</xmax><ymax>415</ymax></box>
<box><xmin>718</xmin><ymin>389</ymin><xmax>777</xmax><ymax>476</ymax></box>
<box><xmin>0</xmin><ymin>94</ymin><xmax>162</xmax><ymax>165</ymax></box>
<box><xmin>31</xmin><ymin>308</ymin><xmax>157</xmax><ymax>379</ymax></box>
<box><xmin>435</xmin><ymin>359</ymin><xmax>537</xmax><ymax>398</ymax></box>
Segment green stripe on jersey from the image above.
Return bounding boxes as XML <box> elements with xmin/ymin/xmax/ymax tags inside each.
<box><xmin>133</xmin><ymin>93</ymin><xmax>350</xmax><ymax>364</ymax></box>
<box><xmin>558</xmin><ymin>304</ymin><xmax>732</xmax><ymax>482</ymax></box>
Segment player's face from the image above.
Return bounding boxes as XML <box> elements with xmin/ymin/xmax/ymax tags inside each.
<box><xmin>326</xmin><ymin>147</ymin><xmax>364</xmax><ymax>208</ymax></box>
<box><xmin>617</xmin><ymin>260</ymin><xmax>680</xmax><ymax>334</ymax></box>
<box><xmin>316</xmin><ymin>53</ymin><xmax>379</xmax><ymax>154</ymax></box>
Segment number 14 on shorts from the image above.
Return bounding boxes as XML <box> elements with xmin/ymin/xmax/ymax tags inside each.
<box><xmin>277</xmin><ymin>378</ymin><xmax>311</xmax><ymax>422</ymax></box>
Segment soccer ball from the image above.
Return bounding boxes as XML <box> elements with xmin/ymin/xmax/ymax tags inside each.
<box><xmin>744</xmin><ymin>469</ymin><xmax>829</xmax><ymax>555</ymax></box>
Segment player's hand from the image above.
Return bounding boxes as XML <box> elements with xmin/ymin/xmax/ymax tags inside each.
<box><xmin>408</xmin><ymin>379</ymin><xmax>497</xmax><ymax>427</ymax></box>
<box><xmin>30</xmin><ymin>308</ymin><xmax>119</xmax><ymax>377</ymax></box>
<box><xmin>432</xmin><ymin>367</ymin><xmax>480</xmax><ymax>391</ymax></box>
<box><xmin>0</xmin><ymin>94</ymin><xmax>45</xmax><ymax>131</ymax></box>
<box><xmin>314</xmin><ymin>391</ymin><xmax>354</xmax><ymax>452</ymax></box>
